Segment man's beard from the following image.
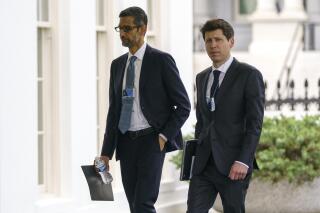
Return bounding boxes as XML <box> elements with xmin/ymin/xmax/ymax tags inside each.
<box><xmin>121</xmin><ymin>38</ymin><xmax>132</xmax><ymax>48</ymax></box>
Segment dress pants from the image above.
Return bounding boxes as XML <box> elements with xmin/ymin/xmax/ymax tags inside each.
<box><xmin>118</xmin><ymin>131</ymin><xmax>165</xmax><ymax>213</ymax></box>
<box><xmin>187</xmin><ymin>154</ymin><xmax>251</xmax><ymax>213</ymax></box>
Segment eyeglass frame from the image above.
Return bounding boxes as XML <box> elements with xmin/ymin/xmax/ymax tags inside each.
<box><xmin>114</xmin><ymin>25</ymin><xmax>141</xmax><ymax>33</ymax></box>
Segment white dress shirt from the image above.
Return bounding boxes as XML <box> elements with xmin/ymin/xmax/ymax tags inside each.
<box><xmin>206</xmin><ymin>56</ymin><xmax>233</xmax><ymax>101</ymax></box>
<box><xmin>122</xmin><ymin>42</ymin><xmax>151</xmax><ymax>131</ymax></box>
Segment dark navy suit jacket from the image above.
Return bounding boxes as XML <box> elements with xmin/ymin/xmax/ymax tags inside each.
<box><xmin>193</xmin><ymin>58</ymin><xmax>265</xmax><ymax>176</ymax></box>
<box><xmin>101</xmin><ymin>45</ymin><xmax>191</xmax><ymax>160</ymax></box>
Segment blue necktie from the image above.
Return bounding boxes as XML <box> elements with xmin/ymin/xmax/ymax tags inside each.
<box><xmin>118</xmin><ymin>56</ymin><xmax>137</xmax><ymax>133</ymax></box>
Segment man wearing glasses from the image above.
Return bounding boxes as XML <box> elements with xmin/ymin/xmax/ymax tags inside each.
<box><xmin>99</xmin><ymin>6</ymin><xmax>190</xmax><ymax>213</ymax></box>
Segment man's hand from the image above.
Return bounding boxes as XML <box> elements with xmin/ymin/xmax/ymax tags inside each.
<box><xmin>158</xmin><ymin>136</ymin><xmax>166</xmax><ymax>151</ymax></box>
<box><xmin>100</xmin><ymin>155</ymin><xmax>110</xmax><ymax>169</ymax></box>
<box><xmin>228</xmin><ymin>162</ymin><xmax>248</xmax><ymax>180</ymax></box>
<box><xmin>94</xmin><ymin>155</ymin><xmax>110</xmax><ymax>173</ymax></box>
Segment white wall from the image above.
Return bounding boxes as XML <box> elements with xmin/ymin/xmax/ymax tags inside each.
<box><xmin>167</xmin><ymin>0</ymin><xmax>195</xmax><ymax>134</ymax></box>
<box><xmin>69</xmin><ymin>0</ymin><xmax>97</xmax><ymax>202</ymax></box>
<box><xmin>0</xmin><ymin>0</ymin><xmax>37</xmax><ymax>213</ymax></box>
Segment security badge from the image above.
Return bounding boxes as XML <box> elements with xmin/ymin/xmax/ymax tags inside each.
<box><xmin>208</xmin><ymin>97</ymin><xmax>216</xmax><ymax>112</ymax></box>
<box><xmin>123</xmin><ymin>88</ymin><xmax>135</xmax><ymax>97</ymax></box>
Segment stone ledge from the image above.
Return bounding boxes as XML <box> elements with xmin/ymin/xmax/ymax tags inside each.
<box><xmin>214</xmin><ymin>178</ymin><xmax>320</xmax><ymax>213</ymax></box>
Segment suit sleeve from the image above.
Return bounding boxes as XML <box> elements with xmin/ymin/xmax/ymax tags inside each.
<box><xmin>101</xmin><ymin>61</ymin><xmax>117</xmax><ymax>159</ymax></box>
<box><xmin>237</xmin><ymin>69</ymin><xmax>265</xmax><ymax>165</ymax></box>
<box><xmin>160</xmin><ymin>54</ymin><xmax>191</xmax><ymax>141</ymax></box>
<box><xmin>195</xmin><ymin>74</ymin><xmax>203</xmax><ymax>139</ymax></box>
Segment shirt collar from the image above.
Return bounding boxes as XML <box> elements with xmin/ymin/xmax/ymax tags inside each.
<box><xmin>128</xmin><ymin>42</ymin><xmax>147</xmax><ymax>61</ymax></box>
<box><xmin>212</xmin><ymin>56</ymin><xmax>234</xmax><ymax>74</ymax></box>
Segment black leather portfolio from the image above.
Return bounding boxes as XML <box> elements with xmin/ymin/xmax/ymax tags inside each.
<box><xmin>180</xmin><ymin>139</ymin><xmax>198</xmax><ymax>181</ymax></box>
<box><xmin>81</xmin><ymin>165</ymin><xmax>114</xmax><ymax>201</ymax></box>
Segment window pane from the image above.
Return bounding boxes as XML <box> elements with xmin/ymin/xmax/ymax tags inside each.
<box><xmin>38</xmin><ymin>81</ymin><xmax>43</xmax><ymax>131</ymax></box>
<box><xmin>37</xmin><ymin>30</ymin><xmax>43</xmax><ymax>78</ymax></box>
<box><xmin>37</xmin><ymin>0</ymin><xmax>40</xmax><ymax>21</ymax></box>
<box><xmin>37</xmin><ymin>0</ymin><xmax>49</xmax><ymax>22</ymax></box>
<box><xmin>96</xmin><ymin>0</ymin><xmax>104</xmax><ymax>26</ymax></box>
<box><xmin>38</xmin><ymin>134</ymin><xmax>44</xmax><ymax>185</ymax></box>
<box><xmin>239</xmin><ymin>0</ymin><xmax>257</xmax><ymax>15</ymax></box>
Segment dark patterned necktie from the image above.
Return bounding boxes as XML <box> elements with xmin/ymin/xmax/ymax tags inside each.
<box><xmin>118</xmin><ymin>56</ymin><xmax>137</xmax><ymax>133</ymax></box>
<box><xmin>210</xmin><ymin>70</ymin><xmax>221</xmax><ymax>98</ymax></box>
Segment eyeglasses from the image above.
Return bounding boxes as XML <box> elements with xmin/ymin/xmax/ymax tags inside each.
<box><xmin>114</xmin><ymin>25</ymin><xmax>140</xmax><ymax>33</ymax></box>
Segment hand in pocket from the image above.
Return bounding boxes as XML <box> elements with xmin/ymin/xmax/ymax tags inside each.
<box><xmin>158</xmin><ymin>136</ymin><xmax>166</xmax><ymax>151</ymax></box>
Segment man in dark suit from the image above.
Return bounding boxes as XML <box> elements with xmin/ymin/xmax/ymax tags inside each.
<box><xmin>99</xmin><ymin>6</ymin><xmax>190</xmax><ymax>213</ymax></box>
<box><xmin>187</xmin><ymin>19</ymin><xmax>265</xmax><ymax>213</ymax></box>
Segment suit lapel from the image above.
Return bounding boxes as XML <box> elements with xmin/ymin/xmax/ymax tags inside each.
<box><xmin>139</xmin><ymin>45</ymin><xmax>152</xmax><ymax>90</ymax></box>
<box><xmin>199</xmin><ymin>68</ymin><xmax>212</xmax><ymax>117</ymax></box>
<box><xmin>117</xmin><ymin>54</ymin><xmax>128</xmax><ymax>99</ymax></box>
<box><xmin>215</xmin><ymin>58</ymin><xmax>240</xmax><ymax>104</ymax></box>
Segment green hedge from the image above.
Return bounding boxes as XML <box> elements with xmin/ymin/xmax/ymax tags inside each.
<box><xmin>170</xmin><ymin>115</ymin><xmax>320</xmax><ymax>184</ymax></box>
<box><xmin>255</xmin><ymin>115</ymin><xmax>320</xmax><ymax>184</ymax></box>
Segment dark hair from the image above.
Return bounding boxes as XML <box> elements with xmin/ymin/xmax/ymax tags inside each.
<box><xmin>200</xmin><ymin>19</ymin><xmax>234</xmax><ymax>40</ymax></box>
<box><xmin>119</xmin><ymin>6</ymin><xmax>148</xmax><ymax>26</ymax></box>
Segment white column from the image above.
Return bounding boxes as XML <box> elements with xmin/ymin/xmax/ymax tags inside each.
<box><xmin>69</xmin><ymin>0</ymin><xmax>97</xmax><ymax>202</ymax></box>
<box><xmin>0</xmin><ymin>0</ymin><xmax>37</xmax><ymax>213</ymax></box>
<box><xmin>156</xmin><ymin>0</ymin><xmax>193</xmax><ymax>188</ymax></box>
<box><xmin>55</xmin><ymin>0</ymin><xmax>72</xmax><ymax>197</ymax></box>
<box><xmin>251</xmin><ymin>0</ymin><xmax>278</xmax><ymax>19</ymax></box>
<box><xmin>281</xmin><ymin>0</ymin><xmax>307</xmax><ymax>20</ymax></box>
<box><xmin>167</xmin><ymin>0</ymin><xmax>194</xmax><ymax>135</ymax></box>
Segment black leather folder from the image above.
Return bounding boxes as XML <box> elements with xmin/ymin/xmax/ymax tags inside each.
<box><xmin>81</xmin><ymin>165</ymin><xmax>114</xmax><ymax>201</ymax></box>
<box><xmin>180</xmin><ymin>139</ymin><xmax>198</xmax><ymax>181</ymax></box>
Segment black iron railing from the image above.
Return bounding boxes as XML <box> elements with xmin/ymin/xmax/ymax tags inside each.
<box><xmin>265</xmin><ymin>79</ymin><xmax>320</xmax><ymax>111</ymax></box>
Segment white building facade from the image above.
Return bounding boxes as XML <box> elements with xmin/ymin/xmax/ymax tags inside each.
<box><xmin>2</xmin><ymin>0</ymin><xmax>320</xmax><ymax>213</ymax></box>
<box><xmin>0</xmin><ymin>0</ymin><xmax>193</xmax><ymax>213</ymax></box>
